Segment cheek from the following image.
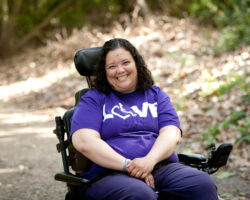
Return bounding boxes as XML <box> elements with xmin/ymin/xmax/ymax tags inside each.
<box><xmin>132</xmin><ymin>68</ymin><xmax>138</xmax><ymax>80</ymax></box>
<box><xmin>106</xmin><ymin>71</ymin><xmax>116</xmax><ymax>85</ymax></box>
<box><xmin>107</xmin><ymin>72</ymin><xmax>115</xmax><ymax>80</ymax></box>
<box><xmin>106</xmin><ymin>70</ymin><xmax>113</xmax><ymax>78</ymax></box>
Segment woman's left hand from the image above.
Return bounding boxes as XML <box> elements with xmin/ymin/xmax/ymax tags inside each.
<box><xmin>126</xmin><ymin>157</ymin><xmax>156</xmax><ymax>179</ymax></box>
<box><xmin>144</xmin><ymin>173</ymin><xmax>155</xmax><ymax>188</ymax></box>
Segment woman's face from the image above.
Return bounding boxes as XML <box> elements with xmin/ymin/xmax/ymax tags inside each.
<box><xmin>105</xmin><ymin>48</ymin><xmax>138</xmax><ymax>94</ymax></box>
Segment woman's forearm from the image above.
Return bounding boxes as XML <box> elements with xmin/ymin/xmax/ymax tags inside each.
<box><xmin>126</xmin><ymin>125</ymin><xmax>181</xmax><ymax>179</ymax></box>
<box><xmin>146</xmin><ymin>125</ymin><xmax>181</xmax><ymax>165</ymax></box>
<box><xmin>72</xmin><ymin>128</ymin><xmax>125</xmax><ymax>171</ymax></box>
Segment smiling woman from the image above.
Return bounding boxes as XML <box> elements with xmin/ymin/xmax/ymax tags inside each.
<box><xmin>70</xmin><ymin>38</ymin><xmax>219</xmax><ymax>200</ymax></box>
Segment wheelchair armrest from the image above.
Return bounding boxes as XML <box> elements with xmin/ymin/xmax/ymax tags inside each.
<box><xmin>55</xmin><ymin>172</ymin><xmax>89</xmax><ymax>186</ymax></box>
<box><xmin>178</xmin><ymin>143</ymin><xmax>233</xmax><ymax>174</ymax></box>
<box><xmin>178</xmin><ymin>153</ymin><xmax>206</xmax><ymax>166</ymax></box>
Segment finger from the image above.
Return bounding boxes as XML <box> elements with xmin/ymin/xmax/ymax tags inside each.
<box><xmin>145</xmin><ymin>175</ymin><xmax>155</xmax><ymax>188</ymax></box>
<box><xmin>126</xmin><ymin>164</ymin><xmax>135</xmax><ymax>173</ymax></box>
<box><xmin>126</xmin><ymin>161</ymin><xmax>132</xmax><ymax>167</ymax></box>
<box><xmin>148</xmin><ymin>176</ymin><xmax>155</xmax><ymax>188</ymax></box>
<box><xmin>129</xmin><ymin>168</ymin><xmax>140</xmax><ymax>177</ymax></box>
<box><xmin>140</xmin><ymin>173</ymin><xmax>147</xmax><ymax>179</ymax></box>
<box><xmin>127</xmin><ymin>162</ymin><xmax>138</xmax><ymax>172</ymax></box>
<box><xmin>134</xmin><ymin>170</ymin><xmax>144</xmax><ymax>178</ymax></box>
<box><xmin>145</xmin><ymin>177</ymin><xmax>153</xmax><ymax>188</ymax></box>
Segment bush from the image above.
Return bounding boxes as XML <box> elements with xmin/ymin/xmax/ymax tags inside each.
<box><xmin>187</xmin><ymin>0</ymin><xmax>250</xmax><ymax>53</ymax></box>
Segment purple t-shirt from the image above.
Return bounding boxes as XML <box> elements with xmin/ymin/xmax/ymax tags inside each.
<box><xmin>70</xmin><ymin>86</ymin><xmax>181</xmax><ymax>179</ymax></box>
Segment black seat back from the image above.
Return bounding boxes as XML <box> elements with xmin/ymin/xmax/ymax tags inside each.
<box><xmin>63</xmin><ymin>88</ymin><xmax>90</xmax><ymax>137</ymax></box>
<box><xmin>62</xmin><ymin>47</ymin><xmax>102</xmax><ymax>173</ymax></box>
<box><xmin>74</xmin><ymin>47</ymin><xmax>102</xmax><ymax>88</ymax></box>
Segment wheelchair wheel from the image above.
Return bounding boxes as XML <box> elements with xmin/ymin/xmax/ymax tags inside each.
<box><xmin>65</xmin><ymin>191</ymin><xmax>77</xmax><ymax>200</ymax></box>
<box><xmin>65</xmin><ymin>185</ymin><xmax>87</xmax><ymax>200</ymax></box>
<box><xmin>65</xmin><ymin>192</ymin><xmax>86</xmax><ymax>200</ymax></box>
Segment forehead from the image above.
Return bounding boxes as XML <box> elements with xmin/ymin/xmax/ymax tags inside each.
<box><xmin>106</xmin><ymin>48</ymin><xmax>133</xmax><ymax>61</ymax></box>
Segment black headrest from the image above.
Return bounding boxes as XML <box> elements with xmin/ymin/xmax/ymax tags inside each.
<box><xmin>74</xmin><ymin>47</ymin><xmax>102</xmax><ymax>76</ymax></box>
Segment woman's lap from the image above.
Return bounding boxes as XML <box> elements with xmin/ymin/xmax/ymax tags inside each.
<box><xmin>85</xmin><ymin>173</ymin><xmax>158</xmax><ymax>200</ymax></box>
<box><xmin>85</xmin><ymin>163</ymin><xmax>218</xmax><ymax>200</ymax></box>
<box><xmin>153</xmin><ymin>163</ymin><xmax>218</xmax><ymax>200</ymax></box>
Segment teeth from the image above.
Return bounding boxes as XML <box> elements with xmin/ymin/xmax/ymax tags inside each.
<box><xmin>117</xmin><ymin>75</ymin><xmax>127</xmax><ymax>80</ymax></box>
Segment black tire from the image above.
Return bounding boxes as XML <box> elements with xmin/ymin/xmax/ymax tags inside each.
<box><xmin>65</xmin><ymin>185</ymin><xmax>87</xmax><ymax>200</ymax></box>
<box><xmin>65</xmin><ymin>191</ymin><xmax>77</xmax><ymax>200</ymax></box>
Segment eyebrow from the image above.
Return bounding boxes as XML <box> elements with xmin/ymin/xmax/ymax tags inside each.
<box><xmin>122</xmin><ymin>58</ymin><xmax>130</xmax><ymax>62</ymax></box>
<box><xmin>106</xmin><ymin>58</ymin><xmax>130</xmax><ymax>67</ymax></box>
<box><xmin>106</xmin><ymin>63</ymin><xmax>115</xmax><ymax>68</ymax></box>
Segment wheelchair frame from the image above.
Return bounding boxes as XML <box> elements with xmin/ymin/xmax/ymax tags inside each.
<box><xmin>53</xmin><ymin>47</ymin><xmax>233</xmax><ymax>200</ymax></box>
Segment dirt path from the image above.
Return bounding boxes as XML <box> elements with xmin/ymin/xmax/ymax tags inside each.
<box><xmin>0</xmin><ymin>107</ymin><xmax>66</xmax><ymax>200</ymax></box>
<box><xmin>0</xmin><ymin>106</ymin><xmax>249</xmax><ymax>200</ymax></box>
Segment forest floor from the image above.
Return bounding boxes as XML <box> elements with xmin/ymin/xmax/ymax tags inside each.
<box><xmin>0</xmin><ymin>14</ymin><xmax>249</xmax><ymax>200</ymax></box>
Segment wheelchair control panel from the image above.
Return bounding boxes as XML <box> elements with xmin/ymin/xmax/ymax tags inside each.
<box><xmin>178</xmin><ymin>143</ymin><xmax>233</xmax><ymax>174</ymax></box>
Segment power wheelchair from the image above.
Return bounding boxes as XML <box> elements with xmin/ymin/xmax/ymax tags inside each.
<box><xmin>53</xmin><ymin>47</ymin><xmax>233</xmax><ymax>200</ymax></box>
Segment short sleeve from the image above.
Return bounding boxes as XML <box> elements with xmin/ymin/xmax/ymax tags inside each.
<box><xmin>157</xmin><ymin>88</ymin><xmax>182</xmax><ymax>134</ymax></box>
<box><xmin>70</xmin><ymin>89</ymin><xmax>103</xmax><ymax>137</ymax></box>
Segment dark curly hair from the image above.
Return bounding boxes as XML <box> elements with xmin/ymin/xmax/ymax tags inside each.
<box><xmin>93</xmin><ymin>38</ymin><xmax>154</xmax><ymax>94</ymax></box>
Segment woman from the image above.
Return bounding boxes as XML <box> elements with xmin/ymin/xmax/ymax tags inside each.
<box><xmin>71</xmin><ymin>38</ymin><xmax>218</xmax><ymax>200</ymax></box>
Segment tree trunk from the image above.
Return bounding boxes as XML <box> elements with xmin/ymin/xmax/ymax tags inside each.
<box><xmin>132</xmin><ymin>0</ymin><xmax>152</xmax><ymax>19</ymax></box>
<box><xmin>0</xmin><ymin>0</ymin><xmax>12</xmax><ymax>56</ymax></box>
<box><xmin>16</xmin><ymin>0</ymin><xmax>75</xmax><ymax>50</ymax></box>
<box><xmin>0</xmin><ymin>0</ymin><xmax>75</xmax><ymax>58</ymax></box>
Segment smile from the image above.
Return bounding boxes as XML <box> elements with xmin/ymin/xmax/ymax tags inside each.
<box><xmin>117</xmin><ymin>75</ymin><xmax>128</xmax><ymax>81</ymax></box>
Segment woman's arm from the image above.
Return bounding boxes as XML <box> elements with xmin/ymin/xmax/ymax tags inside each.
<box><xmin>127</xmin><ymin>125</ymin><xmax>181</xmax><ymax>178</ymax></box>
<box><xmin>72</xmin><ymin>128</ymin><xmax>125</xmax><ymax>171</ymax></box>
<box><xmin>146</xmin><ymin>125</ymin><xmax>181</xmax><ymax>164</ymax></box>
<box><xmin>72</xmin><ymin>128</ymin><xmax>156</xmax><ymax>188</ymax></box>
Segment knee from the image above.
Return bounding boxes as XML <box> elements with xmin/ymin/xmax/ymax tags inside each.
<box><xmin>125</xmin><ymin>184</ymin><xmax>157</xmax><ymax>200</ymax></box>
<box><xmin>194</xmin><ymin>172</ymin><xmax>218</xmax><ymax>198</ymax></box>
<box><xmin>198</xmin><ymin>173</ymin><xmax>217</xmax><ymax>191</ymax></box>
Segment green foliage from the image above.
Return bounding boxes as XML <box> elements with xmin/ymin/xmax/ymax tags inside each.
<box><xmin>0</xmin><ymin>0</ymin><xmax>129</xmax><ymax>41</ymax></box>
<box><xmin>147</xmin><ymin>0</ymin><xmax>193</xmax><ymax>17</ymax></box>
<box><xmin>147</xmin><ymin>0</ymin><xmax>250</xmax><ymax>53</ymax></box>
<box><xmin>241</xmin><ymin>80</ymin><xmax>250</xmax><ymax>104</ymax></box>
<box><xmin>216</xmin><ymin>171</ymin><xmax>235</xmax><ymax>179</ymax></box>
<box><xmin>14</xmin><ymin>0</ymin><xmax>62</xmax><ymax>37</ymax></box>
<box><xmin>188</xmin><ymin>0</ymin><xmax>250</xmax><ymax>53</ymax></box>
<box><xmin>221</xmin><ymin>119</ymin><xmax>230</xmax><ymax>129</ymax></box>
<box><xmin>1</xmin><ymin>0</ymin><xmax>249</xmax><ymax>56</ymax></box>
<box><xmin>230</xmin><ymin>109</ymin><xmax>246</xmax><ymax>125</ymax></box>
<box><xmin>236</xmin><ymin>118</ymin><xmax>250</xmax><ymax>142</ymax></box>
<box><xmin>56</xmin><ymin>0</ymin><xmax>124</xmax><ymax>29</ymax></box>
<box><xmin>217</xmin><ymin>74</ymin><xmax>242</xmax><ymax>95</ymax></box>
<box><xmin>173</xmin><ymin>101</ymin><xmax>186</xmax><ymax>111</ymax></box>
<box><xmin>221</xmin><ymin>193</ymin><xmax>233</xmax><ymax>198</ymax></box>
<box><xmin>201</xmin><ymin>71</ymin><xmax>249</xmax><ymax>145</ymax></box>
<box><xmin>199</xmin><ymin>73</ymin><xmax>246</xmax><ymax>98</ymax></box>
<box><xmin>203</xmin><ymin>109</ymin><xmax>249</xmax><ymax>145</ymax></box>
<box><xmin>213</xmin><ymin>27</ymin><xmax>240</xmax><ymax>54</ymax></box>
<box><xmin>203</xmin><ymin>125</ymin><xmax>220</xmax><ymax>145</ymax></box>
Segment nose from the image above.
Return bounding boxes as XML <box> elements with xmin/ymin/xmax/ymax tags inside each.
<box><xmin>116</xmin><ymin>65</ymin><xmax>125</xmax><ymax>73</ymax></box>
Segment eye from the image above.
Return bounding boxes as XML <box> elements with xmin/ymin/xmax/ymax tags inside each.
<box><xmin>106</xmin><ymin>65</ymin><xmax>116</xmax><ymax>71</ymax></box>
<box><xmin>123</xmin><ymin>60</ymin><xmax>130</xmax><ymax>65</ymax></box>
